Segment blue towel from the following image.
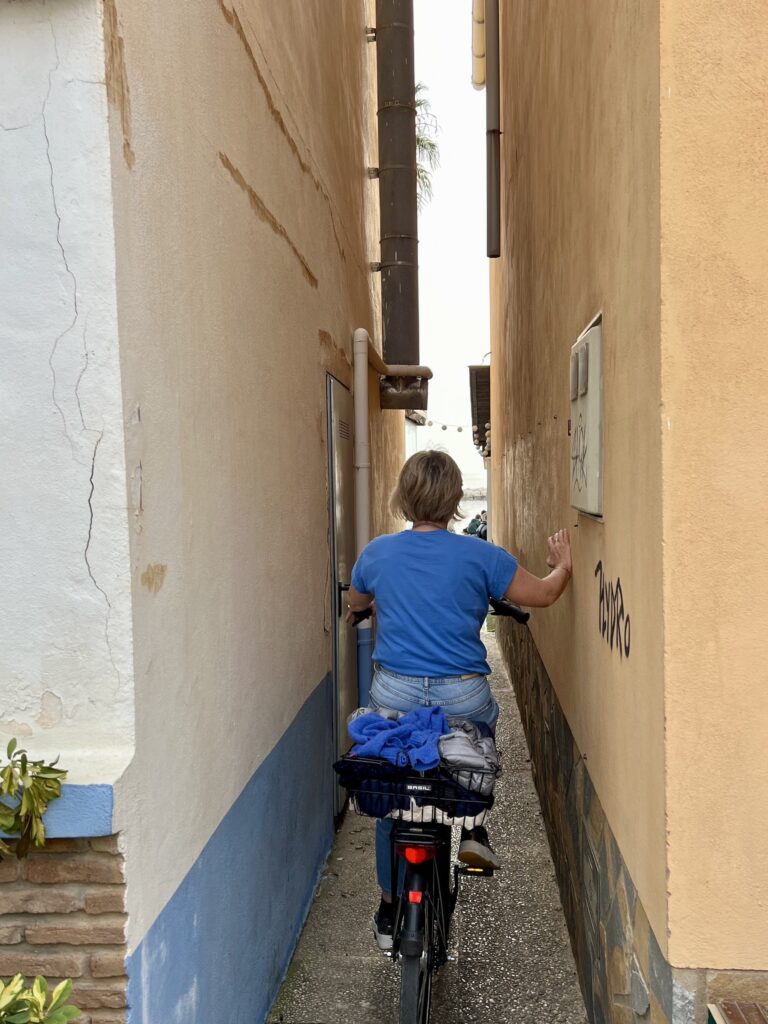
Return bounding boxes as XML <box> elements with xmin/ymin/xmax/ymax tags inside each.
<box><xmin>348</xmin><ymin>706</ymin><xmax>451</xmax><ymax>771</ymax></box>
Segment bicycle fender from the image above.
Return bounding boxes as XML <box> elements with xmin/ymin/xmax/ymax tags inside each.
<box><xmin>400</xmin><ymin>901</ymin><xmax>424</xmax><ymax>958</ymax></box>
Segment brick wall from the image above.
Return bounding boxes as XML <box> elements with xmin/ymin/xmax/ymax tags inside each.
<box><xmin>0</xmin><ymin>836</ymin><xmax>127</xmax><ymax>1024</ymax></box>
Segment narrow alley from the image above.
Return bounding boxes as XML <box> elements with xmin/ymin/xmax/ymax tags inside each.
<box><xmin>269</xmin><ymin>631</ymin><xmax>587</xmax><ymax>1024</ymax></box>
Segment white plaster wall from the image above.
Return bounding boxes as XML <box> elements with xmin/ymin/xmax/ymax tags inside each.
<box><xmin>0</xmin><ymin>0</ymin><xmax>133</xmax><ymax>778</ymax></box>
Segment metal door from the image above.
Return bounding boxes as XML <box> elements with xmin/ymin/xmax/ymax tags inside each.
<box><xmin>327</xmin><ymin>375</ymin><xmax>357</xmax><ymax>815</ymax></box>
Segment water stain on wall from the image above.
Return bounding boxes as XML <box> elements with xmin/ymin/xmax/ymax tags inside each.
<box><xmin>141</xmin><ymin>564</ymin><xmax>167</xmax><ymax>595</ymax></box>
<box><xmin>219</xmin><ymin>152</ymin><xmax>318</xmax><ymax>289</ymax></box>
<box><xmin>103</xmin><ymin>0</ymin><xmax>135</xmax><ymax>169</ymax></box>
<box><xmin>217</xmin><ymin>0</ymin><xmax>346</xmax><ymax>263</ymax></box>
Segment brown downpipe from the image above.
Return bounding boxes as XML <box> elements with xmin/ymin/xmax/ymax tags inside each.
<box><xmin>375</xmin><ymin>0</ymin><xmax>419</xmax><ymax>366</ymax></box>
<box><xmin>486</xmin><ymin>0</ymin><xmax>501</xmax><ymax>258</ymax></box>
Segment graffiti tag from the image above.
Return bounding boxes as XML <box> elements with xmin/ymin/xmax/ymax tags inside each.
<box><xmin>571</xmin><ymin>414</ymin><xmax>588</xmax><ymax>492</ymax></box>
<box><xmin>594</xmin><ymin>560</ymin><xmax>631</xmax><ymax>659</ymax></box>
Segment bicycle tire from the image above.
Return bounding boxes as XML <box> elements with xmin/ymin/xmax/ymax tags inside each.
<box><xmin>399</xmin><ymin>943</ymin><xmax>432</xmax><ymax>1024</ymax></box>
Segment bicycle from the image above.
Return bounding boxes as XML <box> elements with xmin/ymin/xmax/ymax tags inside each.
<box><xmin>338</xmin><ymin>598</ymin><xmax>529</xmax><ymax>1023</ymax></box>
<box><xmin>335</xmin><ymin>752</ymin><xmax>499</xmax><ymax>1024</ymax></box>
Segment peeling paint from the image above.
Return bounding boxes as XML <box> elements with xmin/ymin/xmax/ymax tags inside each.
<box><xmin>217</xmin><ymin>0</ymin><xmax>345</xmax><ymax>263</ymax></box>
<box><xmin>0</xmin><ymin>719</ymin><xmax>33</xmax><ymax>739</ymax></box>
<box><xmin>36</xmin><ymin>691</ymin><xmax>64</xmax><ymax>730</ymax></box>
<box><xmin>140</xmin><ymin>564</ymin><xmax>167</xmax><ymax>594</ymax></box>
<box><xmin>103</xmin><ymin>0</ymin><xmax>135</xmax><ymax>169</ymax></box>
<box><xmin>219</xmin><ymin>151</ymin><xmax>318</xmax><ymax>288</ymax></box>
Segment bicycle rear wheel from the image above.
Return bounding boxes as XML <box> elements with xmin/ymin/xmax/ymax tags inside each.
<box><xmin>399</xmin><ymin>897</ymin><xmax>433</xmax><ymax>1024</ymax></box>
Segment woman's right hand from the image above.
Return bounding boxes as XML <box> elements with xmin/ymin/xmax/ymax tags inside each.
<box><xmin>546</xmin><ymin>528</ymin><xmax>572</xmax><ymax>576</ymax></box>
<box><xmin>503</xmin><ymin>528</ymin><xmax>573</xmax><ymax>608</ymax></box>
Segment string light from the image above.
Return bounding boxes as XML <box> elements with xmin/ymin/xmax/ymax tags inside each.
<box><xmin>424</xmin><ymin>418</ymin><xmax>471</xmax><ymax>433</ymax></box>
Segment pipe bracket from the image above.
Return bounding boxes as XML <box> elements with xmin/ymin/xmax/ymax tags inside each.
<box><xmin>377</xmin><ymin>101</ymin><xmax>417</xmax><ymax>113</ymax></box>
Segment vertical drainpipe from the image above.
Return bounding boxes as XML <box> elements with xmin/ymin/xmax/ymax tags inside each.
<box><xmin>486</xmin><ymin>0</ymin><xmax>501</xmax><ymax>258</ymax></box>
<box><xmin>376</xmin><ymin>0</ymin><xmax>419</xmax><ymax>365</ymax></box>
<box><xmin>353</xmin><ymin>329</ymin><xmax>374</xmax><ymax>707</ymax></box>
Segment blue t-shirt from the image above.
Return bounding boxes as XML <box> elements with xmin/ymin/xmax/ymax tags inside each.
<box><xmin>350</xmin><ymin>530</ymin><xmax>519</xmax><ymax>677</ymax></box>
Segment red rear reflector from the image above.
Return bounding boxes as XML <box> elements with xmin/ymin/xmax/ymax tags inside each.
<box><xmin>408</xmin><ymin>890</ymin><xmax>423</xmax><ymax>903</ymax></box>
<box><xmin>403</xmin><ymin>845</ymin><xmax>437</xmax><ymax>864</ymax></box>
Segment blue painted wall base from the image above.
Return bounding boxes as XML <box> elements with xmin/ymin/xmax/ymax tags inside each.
<box><xmin>0</xmin><ymin>784</ymin><xmax>113</xmax><ymax>841</ymax></box>
<box><xmin>126</xmin><ymin>673</ymin><xmax>335</xmax><ymax>1024</ymax></box>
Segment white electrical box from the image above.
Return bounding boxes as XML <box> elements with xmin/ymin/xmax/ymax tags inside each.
<box><xmin>569</xmin><ymin>319</ymin><xmax>603</xmax><ymax>515</ymax></box>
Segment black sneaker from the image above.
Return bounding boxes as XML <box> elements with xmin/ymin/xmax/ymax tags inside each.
<box><xmin>458</xmin><ymin>826</ymin><xmax>501</xmax><ymax>870</ymax></box>
<box><xmin>372</xmin><ymin>898</ymin><xmax>394</xmax><ymax>951</ymax></box>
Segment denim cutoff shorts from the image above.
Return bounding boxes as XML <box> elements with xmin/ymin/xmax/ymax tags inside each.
<box><xmin>370</xmin><ymin>664</ymin><xmax>499</xmax><ymax>892</ymax></box>
<box><xmin>370</xmin><ymin>664</ymin><xmax>499</xmax><ymax>731</ymax></box>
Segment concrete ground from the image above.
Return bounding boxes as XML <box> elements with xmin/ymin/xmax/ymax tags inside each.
<box><xmin>269</xmin><ymin>632</ymin><xmax>588</xmax><ymax>1024</ymax></box>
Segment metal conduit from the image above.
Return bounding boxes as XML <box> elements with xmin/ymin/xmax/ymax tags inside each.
<box><xmin>486</xmin><ymin>0</ymin><xmax>500</xmax><ymax>258</ymax></box>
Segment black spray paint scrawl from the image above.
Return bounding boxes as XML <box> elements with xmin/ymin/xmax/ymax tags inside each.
<box><xmin>594</xmin><ymin>560</ymin><xmax>631</xmax><ymax>659</ymax></box>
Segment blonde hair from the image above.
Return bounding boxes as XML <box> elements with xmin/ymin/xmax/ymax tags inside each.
<box><xmin>390</xmin><ymin>450</ymin><xmax>464</xmax><ymax>524</ymax></box>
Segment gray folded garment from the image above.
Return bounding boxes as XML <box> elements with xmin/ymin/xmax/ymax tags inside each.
<box><xmin>347</xmin><ymin>705</ymin><xmax>400</xmax><ymax>728</ymax></box>
<box><xmin>439</xmin><ymin>719</ymin><xmax>500</xmax><ymax>795</ymax></box>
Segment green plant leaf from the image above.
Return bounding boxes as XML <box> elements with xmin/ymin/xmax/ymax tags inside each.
<box><xmin>6</xmin><ymin>738</ymin><xmax>17</xmax><ymax>759</ymax></box>
<box><xmin>45</xmin><ymin>981</ymin><xmax>72</xmax><ymax>1014</ymax></box>
<box><xmin>0</xmin><ymin>742</ymin><xmax>67</xmax><ymax>860</ymax></box>
<box><xmin>0</xmin><ymin>981</ymin><xmax>20</xmax><ymax>1011</ymax></box>
<box><xmin>45</xmin><ymin>1009</ymin><xmax>81</xmax><ymax>1024</ymax></box>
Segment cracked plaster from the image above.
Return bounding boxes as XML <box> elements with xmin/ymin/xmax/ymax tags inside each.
<box><xmin>0</xmin><ymin>0</ymin><xmax>133</xmax><ymax>782</ymax></box>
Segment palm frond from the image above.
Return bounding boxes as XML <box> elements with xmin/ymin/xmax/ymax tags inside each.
<box><xmin>414</xmin><ymin>82</ymin><xmax>440</xmax><ymax>211</ymax></box>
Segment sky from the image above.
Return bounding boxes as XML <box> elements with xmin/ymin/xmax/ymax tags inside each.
<box><xmin>413</xmin><ymin>0</ymin><xmax>490</xmax><ymax>490</ymax></box>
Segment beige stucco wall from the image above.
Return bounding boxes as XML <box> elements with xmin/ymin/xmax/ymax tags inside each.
<box><xmin>494</xmin><ymin>0</ymin><xmax>768</xmax><ymax>974</ymax></box>
<box><xmin>104</xmin><ymin>0</ymin><xmax>402</xmax><ymax>945</ymax></box>
<box><xmin>660</xmin><ymin>0</ymin><xmax>768</xmax><ymax>969</ymax></box>
<box><xmin>491</xmin><ymin>0</ymin><xmax>667</xmax><ymax>947</ymax></box>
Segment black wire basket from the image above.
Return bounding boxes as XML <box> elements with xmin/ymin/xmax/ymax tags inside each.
<box><xmin>333</xmin><ymin>753</ymin><xmax>500</xmax><ymax>827</ymax></box>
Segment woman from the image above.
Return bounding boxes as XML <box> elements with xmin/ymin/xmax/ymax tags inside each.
<box><xmin>347</xmin><ymin>450</ymin><xmax>572</xmax><ymax>949</ymax></box>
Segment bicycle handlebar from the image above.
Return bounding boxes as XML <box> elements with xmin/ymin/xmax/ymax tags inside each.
<box><xmin>488</xmin><ymin>597</ymin><xmax>530</xmax><ymax>624</ymax></box>
<box><xmin>350</xmin><ymin>600</ymin><xmax>529</xmax><ymax>627</ymax></box>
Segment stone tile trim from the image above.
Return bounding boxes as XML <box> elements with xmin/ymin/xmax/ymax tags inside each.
<box><xmin>498</xmin><ymin>622</ymin><xmax>768</xmax><ymax>1024</ymax></box>
<box><xmin>708</xmin><ymin>1005</ymin><xmax>768</xmax><ymax>1024</ymax></box>
<box><xmin>0</xmin><ymin>836</ymin><xmax>127</xmax><ymax>1024</ymax></box>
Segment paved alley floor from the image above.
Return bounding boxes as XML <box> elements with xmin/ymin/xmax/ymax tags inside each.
<box><xmin>269</xmin><ymin>632</ymin><xmax>588</xmax><ymax>1024</ymax></box>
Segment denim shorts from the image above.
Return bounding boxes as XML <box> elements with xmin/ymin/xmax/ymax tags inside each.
<box><xmin>370</xmin><ymin>664</ymin><xmax>499</xmax><ymax>731</ymax></box>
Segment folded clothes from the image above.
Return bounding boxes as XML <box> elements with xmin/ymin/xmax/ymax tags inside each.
<box><xmin>348</xmin><ymin>705</ymin><xmax>451</xmax><ymax>771</ymax></box>
<box><xmin>439</xmin><ymin>719</ymin><xmax>500</xmax><ymax>796</ymax></box>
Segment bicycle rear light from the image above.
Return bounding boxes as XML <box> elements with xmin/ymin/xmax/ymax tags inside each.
<box><xmin>396</xmin><ymin>843</ymin><xmax>438</xmax><ymax>864</ymax></box>
<box><xmin>408</xmin><ymin>890</ymin><xmax>423</xmax><ymax>903</ymax></box>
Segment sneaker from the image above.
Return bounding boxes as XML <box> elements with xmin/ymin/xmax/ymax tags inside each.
<box><xmin>372</xmin><ymin>899</ymin><xmax>394</xmax><ymax>951</ymax></box>
<box><xmin>458</xmin><ymin>826</ymin><xmax>501</xmax><ymax>870</ymax></box>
